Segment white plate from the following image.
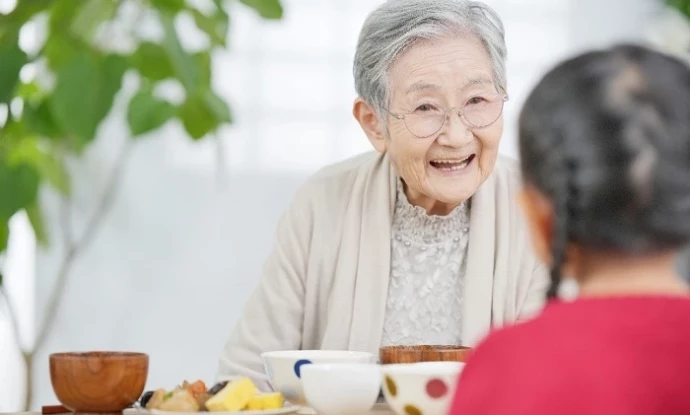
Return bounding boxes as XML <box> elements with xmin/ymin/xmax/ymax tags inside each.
<box><xmin>124</xmin><ymin>406</ymin><xmax>301</xmax><ymax>415</ymax></box>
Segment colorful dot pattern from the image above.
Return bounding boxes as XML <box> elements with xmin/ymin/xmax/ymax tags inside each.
<box><xmin>385</xmin><ymin>375</ymin><xmax>398</xmax><ymax>397</ymax></box>
<box><xmin>404</xmin><ymin>405</ymin><xmax>422</xmax><ymax>415</ymax></box>
<box><xmin>384</xmin><ymin>376</ymin><xmax>451</xmax><ymax>415</ymax></box>
<box><xmin>425</xmin><ymin>378</ymin><xmax>448</xmax><ymax>399</ymax></box>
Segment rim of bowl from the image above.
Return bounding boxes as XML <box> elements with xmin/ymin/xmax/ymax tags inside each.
<box><xmin>380</xmin><ymin>345</ymin><xmax>472</xmax><ymax>351</ymax></box>
<box><xmin>261</xmin><ymin>350</ymin><xmax>374</xmax><ymax>359</ymax></box>
<box><xmin>50</xmin><ymin>351</ymin><xmax>148</xmax><ymax>360</ymax></box>
<box><xmin>300</xmin><ymin>362</ymin><xmax>380</xmax><ymax>373</ymax></box>
<box><xmin>381</xmin><ymin>362</ymin><xmax>464</xmax><ymax>375</ymax></box>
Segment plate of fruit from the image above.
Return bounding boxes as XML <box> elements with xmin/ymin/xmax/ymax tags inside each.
<box><xmin>127</xmin><ymin>378</ymin><xmax>300</xmax><ymax>415</ymax></box>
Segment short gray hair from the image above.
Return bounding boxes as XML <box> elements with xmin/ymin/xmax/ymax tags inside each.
<box><xmin>353</xmin><ymin>0</ymin><xmax>507</xmax><ymax>117</ymax></box>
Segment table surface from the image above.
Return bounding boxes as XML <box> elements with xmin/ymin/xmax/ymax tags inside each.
<box><xmin>1</xmin><ymin>403</ymin><xmax>395</xmax><ymax>415</ymax></box>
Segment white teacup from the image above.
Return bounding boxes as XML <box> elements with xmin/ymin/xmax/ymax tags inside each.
<box><xmin>301</xmin><ymin>363</ymin><xmax>381</xmax><ymax>415</ymax></box>
<box><xmin>262</xmin><ymin>350</ymin><xmax>374</xmax><ymax>405</ymax></box>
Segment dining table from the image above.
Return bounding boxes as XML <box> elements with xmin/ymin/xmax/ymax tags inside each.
<box><xmin>0</xmin><ymin>402</ymin><xmax>396</xmax><ymax>415</ymax></box>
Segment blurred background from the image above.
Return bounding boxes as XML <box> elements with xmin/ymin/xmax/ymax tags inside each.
<box><xmin>1</xmin><ymin>0</ymin><xmax>688</xmax><ymax>411</ymax></box>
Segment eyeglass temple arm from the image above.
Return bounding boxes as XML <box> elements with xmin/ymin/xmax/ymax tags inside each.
<box><xmin>383</xmin><ymin>107</ymin><xmax>404</xmax><ymax>120</ymax></box>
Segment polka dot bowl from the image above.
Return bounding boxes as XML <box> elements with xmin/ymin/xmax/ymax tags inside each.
<box><xmin>261</xmin><ymin>350</ymin><xmax>375</xmax><ymax>406</ymax></box>
<box><xmin>380</xmin><ymin>362</ymin><xmax>465</xmax><ymax>415</ymax></box>
<box><xmin>301</xmin><ymin>363</ymin><xmax>382</xmax><ymax>415</ymax></box>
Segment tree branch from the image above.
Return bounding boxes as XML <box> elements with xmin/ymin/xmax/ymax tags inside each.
<box><xmin>33</xmin><ymin>141</ymin><xmax>134</xmax><ymax>352</ymax></box>
<box><xmin>0</xmin><ymin>285</ymin><xmax>24</xmax><ymax>353</ymax></box>
<box><xmin>214</xmin><ymin>132</ymin><xmax>227</xmax><ymax>190</ymax></box>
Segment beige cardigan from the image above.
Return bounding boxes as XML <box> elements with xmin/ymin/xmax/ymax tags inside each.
<box><xmin>217</xmin><ymin>151</ymin><xmax>549</xmax><ymax>390</ymax></box>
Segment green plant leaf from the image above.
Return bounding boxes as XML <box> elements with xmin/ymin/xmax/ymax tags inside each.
<box><xmin>179</xmin><ymin>94</ymin><xmax>214</xmax><ymax>139</ymax></box>
<box><xmin>25</xmin><ymin>202</ymin><xmax>48</xmax><ymax>247</ymax></box>
<box><xmin>179</xmin><ymin>89</ymin><xmax>231</xmax><ymax>139</ymax></box>
<box><xmin>50</xmin><ymin>52</ymin><xmax>126</xmax><ymax>149</ymax></box>
<box><xmin>239</xmin><ymin>0</ymin><xmax>283</xmax><ymax>19</ymax></box>
<box><xmin>0</xmin><ymin>223</ymin><xmax>8</xmax><ymax>254</ymax></box>
<box><xmin>161</xmin><ymin>13</ymin><xmax>201</xmax><ymax>91</ymax></box>
<box><xmin>16</xmin><ymin>82</ymin><xmax>44</xmax><ymax>103</ymax></box>
<box><xmin>71</xmin><ymin>0</ymin><xmax>119</xmax><ymax>43</ymax></box>
<box><xmin>0</xmin><ymin>37</ymin><xmax>28</xmax><ymax>103</ymax></box>
<box><xmin>191</xmin><ymin>8</ymin><xmax>229</xmax><ymax>47</ymax></box>
<box><xmin>43</xmin><ymin>35</ymin><xmax>78</xmax><ymax>70</ymax></box>
<box><xmin>0</xmin><ymin>161</ymin><xmax>40</xmax><ymax>221</ymax></box>
<box><xmin>37</xmin><ymin>152</ymin><xmax>70</xmax><ymax>196</ymax></box>
<box><xmin>203</xmin><ymin>90</ymin><xmax>232</xmax><ymax>124</ymax></box>
<box><xmin>667</xmin><ymin>0</ymin><xmax>690</xmax><ymax>18</ymax></box>
<box><xmin>127</xmin><ymin>88</ymin><xmax>177</xmax><ymax>137</ymax></box>
<box><xmin>131</xmin><ymin>42</ymin><xmax>174</xmax><ymax>82</ymax></box>
<box><xmin>0</xmin><ymin>0</ymin><xmax>55</xmax><ymax>44</ymax></box>
<box><xmin>151</xmin><ymin>0</ymin><xmax>186</xmax><ymax>13</ymax></box>
<box><xmin>5</xmin><ymin>138</ymin><xmax>70</xmax><ymax>196</ymax></box>
<box><xmin>44</xmin><ymin>0</ymin><xmax>80</xmax><ymax>69</ymax></box>
<box><xmin>23</xmin><ymin>99</ymin><xmax>62</xmax><ymax>139</ymax></box>
<box><xmin>194</xmin><ymin>51</ymin><xmax>211</xmax><ymax>87</ymax></box>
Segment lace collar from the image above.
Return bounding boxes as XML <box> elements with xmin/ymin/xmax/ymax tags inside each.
<box><xmin>392</xmin><ymin>178</ymin><xmax>471</xmax><ymax>244</ymax></box>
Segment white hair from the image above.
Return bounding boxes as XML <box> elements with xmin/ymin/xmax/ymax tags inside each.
<box><xmin>353</xmin><ymin>0</ymin><xmax>507</xmax><ymax>117</ymax></box>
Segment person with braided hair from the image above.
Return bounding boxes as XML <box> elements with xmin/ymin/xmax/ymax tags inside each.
<box><xmin>449</xmin><ymin>44</ymin><xmax>690</xmax><ymax>414</ymax></box>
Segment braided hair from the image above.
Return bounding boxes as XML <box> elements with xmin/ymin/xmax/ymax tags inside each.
<box><xmin>518</xmin><ymin>44</ymin><xmax>690</xmax><ymax>299</ymax></box>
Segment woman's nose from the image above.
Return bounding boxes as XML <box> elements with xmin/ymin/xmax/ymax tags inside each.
<box><xmin>436</xmin><ymin>111</ymin><xmax>472</xmax><ymax>147</ymax></box>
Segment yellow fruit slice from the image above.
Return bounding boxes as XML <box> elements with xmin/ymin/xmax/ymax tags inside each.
<box><xmin>259</xmin><ymin>392</ymin><xmax>284</xmax><ymax>409</ymax></box>
<box><xmin>245</xmin><ymin>392</ymin><xmax>284</xmax><ymax>410</ymax></box>
<box><xmin>245</xmin><ymin>396</ymin><xmax>263</xmax><ymax>411</ymax></box>
<box><xmin>205</xmin><ymin>378</ymin><xmax>258</xmax><ymax>412</ymax></box>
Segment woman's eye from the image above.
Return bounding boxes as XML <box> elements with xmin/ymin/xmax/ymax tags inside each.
<box><xmin>415</xmin><ymin>104</ymin><xmax>436</xmax><ymax>112</ymax></box>
<box><xmin>466</xmin><ymin>96</ymin><xmax>487</xmax><ymax>105</ymax></box>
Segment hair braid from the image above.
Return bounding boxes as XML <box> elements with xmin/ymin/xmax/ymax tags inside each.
<box><xmin>547</xmin><ymin>156</ymin><xmax>575</xmax><ymax>300</ymax></box>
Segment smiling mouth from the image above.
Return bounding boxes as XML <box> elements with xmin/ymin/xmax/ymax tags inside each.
<box><xmin>429</xmin><ymin>154</ymin><xmax>476</xmax><ymax>171</ymax></box>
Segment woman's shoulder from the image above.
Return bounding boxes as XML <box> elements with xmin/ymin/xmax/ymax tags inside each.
<box><xmin>310</xmin><ymin>151</ymin><xmax>383</xmax><ymax>181</ymax></box>
<box><xmin>293</xmin><ymin>151</ymin><xmax>387</xmax><ymax>206</ymax></box>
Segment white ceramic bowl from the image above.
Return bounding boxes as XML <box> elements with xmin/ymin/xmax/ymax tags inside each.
<box><xmin>380</xmin><ymin>362</ymin><xmax>464</xmax><ymax>415</ymax></box>
<box><xmin>301</xmin><ymin>363</ymin><xmax>381</xmax><ymax>415</ymax></box>
<box><xmin>261</xmin><ymin>350</ymin><xmax>374</xmax><ymax>406</ymax></box>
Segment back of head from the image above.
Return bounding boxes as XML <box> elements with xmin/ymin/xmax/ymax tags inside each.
<box><xmin>518</xmin><ymin>44</ymin><xmax>690</xmax><ymax>296</ymax></box>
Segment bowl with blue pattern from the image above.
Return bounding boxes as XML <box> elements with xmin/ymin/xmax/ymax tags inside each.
<box><xmin>261</xmin><ymin>350</ymin><xmax>374</xmax><ymax>405</ymax></box>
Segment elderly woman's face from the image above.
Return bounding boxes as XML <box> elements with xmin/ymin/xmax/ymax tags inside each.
<box><xmin>384</xmin><ymin>35</ymin><xmax>504</xmax><ymax>212</ymax></box>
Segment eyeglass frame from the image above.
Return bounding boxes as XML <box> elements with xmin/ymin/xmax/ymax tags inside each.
<box><xmin>384</xmin><ymin>92</ymin><xmax>510</xmax><ymax>139</ymax></box>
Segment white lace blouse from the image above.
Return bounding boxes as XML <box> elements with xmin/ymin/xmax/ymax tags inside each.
<box><xmin>380</xmin><ymin>179</ymin><xmax>471</xmax><ymax>346</ymax></box>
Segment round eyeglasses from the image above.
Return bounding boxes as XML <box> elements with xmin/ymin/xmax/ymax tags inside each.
<box><xmin>385</xmin><ymin>93</ymin><xmax>509</xmax><ymax>138</ymax></box>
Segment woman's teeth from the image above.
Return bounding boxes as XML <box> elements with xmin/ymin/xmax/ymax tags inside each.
<box><xmin>430</xmin><ymin>155</ymin><xmax>473</xmax><ymax>170</ymax></box>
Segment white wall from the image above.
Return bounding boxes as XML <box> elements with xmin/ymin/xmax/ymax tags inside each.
<box><xmin>0</xmin><ymin>0</ymin><xmax>661</xmax><ymax>410</ymax></box>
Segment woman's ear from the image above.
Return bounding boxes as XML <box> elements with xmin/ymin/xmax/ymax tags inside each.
<box><xmin>353</xmin><ymin>98</ymin><xmax>386</xmax><ymax>153</ymax></box>
<box><xmin>518</xmin><ymin>185</ymin><xmax>554</xmax><ymax>267</ymax></box>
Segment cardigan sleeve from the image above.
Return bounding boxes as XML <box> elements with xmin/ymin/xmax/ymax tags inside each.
<box><xmin>216</xmin><ymin>187</ymin><xmax>313</xmax><ymax>391</ymax></box>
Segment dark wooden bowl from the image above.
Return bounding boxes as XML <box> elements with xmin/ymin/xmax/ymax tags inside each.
<box><xmin>379</xmin><ymin>345</ymin><xmax>473</xmax><ymax>364</ymax></box>
<box><xmin>49</xmin><ymin>351</ymin><xmax>149</xmax><ymax>415</ymax></box>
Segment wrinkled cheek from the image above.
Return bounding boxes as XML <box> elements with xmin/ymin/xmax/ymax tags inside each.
<box><xmin>476</xmin><ymin>127</ymin><xmax>502</xmax><ymax>176</ymax></box>
<box><xmin>399</xmin><ymin>155</ymin><xmax>424</xmax><ymax>182</ymax></box>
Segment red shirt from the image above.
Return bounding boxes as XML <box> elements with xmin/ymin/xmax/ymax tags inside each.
<box><xmin>449</xmin><ymin>296</ymin><xmax>690</xmax><ymax>415</ymax></box>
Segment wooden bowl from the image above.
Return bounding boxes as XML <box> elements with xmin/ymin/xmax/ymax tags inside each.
<box><xmin>379</xmin><ymin>345</ymin><xmax>472</xmax><ymax>364</ymax></box>
<box><xmin>49</xmin><ymin>351</ymin><xmax>149</xmax><ymax>415</ymax></box>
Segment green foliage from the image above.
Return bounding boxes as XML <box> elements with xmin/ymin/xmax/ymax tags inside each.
<box><xmin>668</xmin><ymin>0</ymin><xmax>690</xmax><ymax>19</ymax></box>
<box><xmin>0</xmin><ymin>0</ymin><xmax>284</xmax><ymax>262</ymax></box>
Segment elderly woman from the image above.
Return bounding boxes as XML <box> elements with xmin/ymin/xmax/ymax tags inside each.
<box><xmin>217</xmin><ymin>0</ymin><xmax>548</xmax><ymax>388</ymax></box>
